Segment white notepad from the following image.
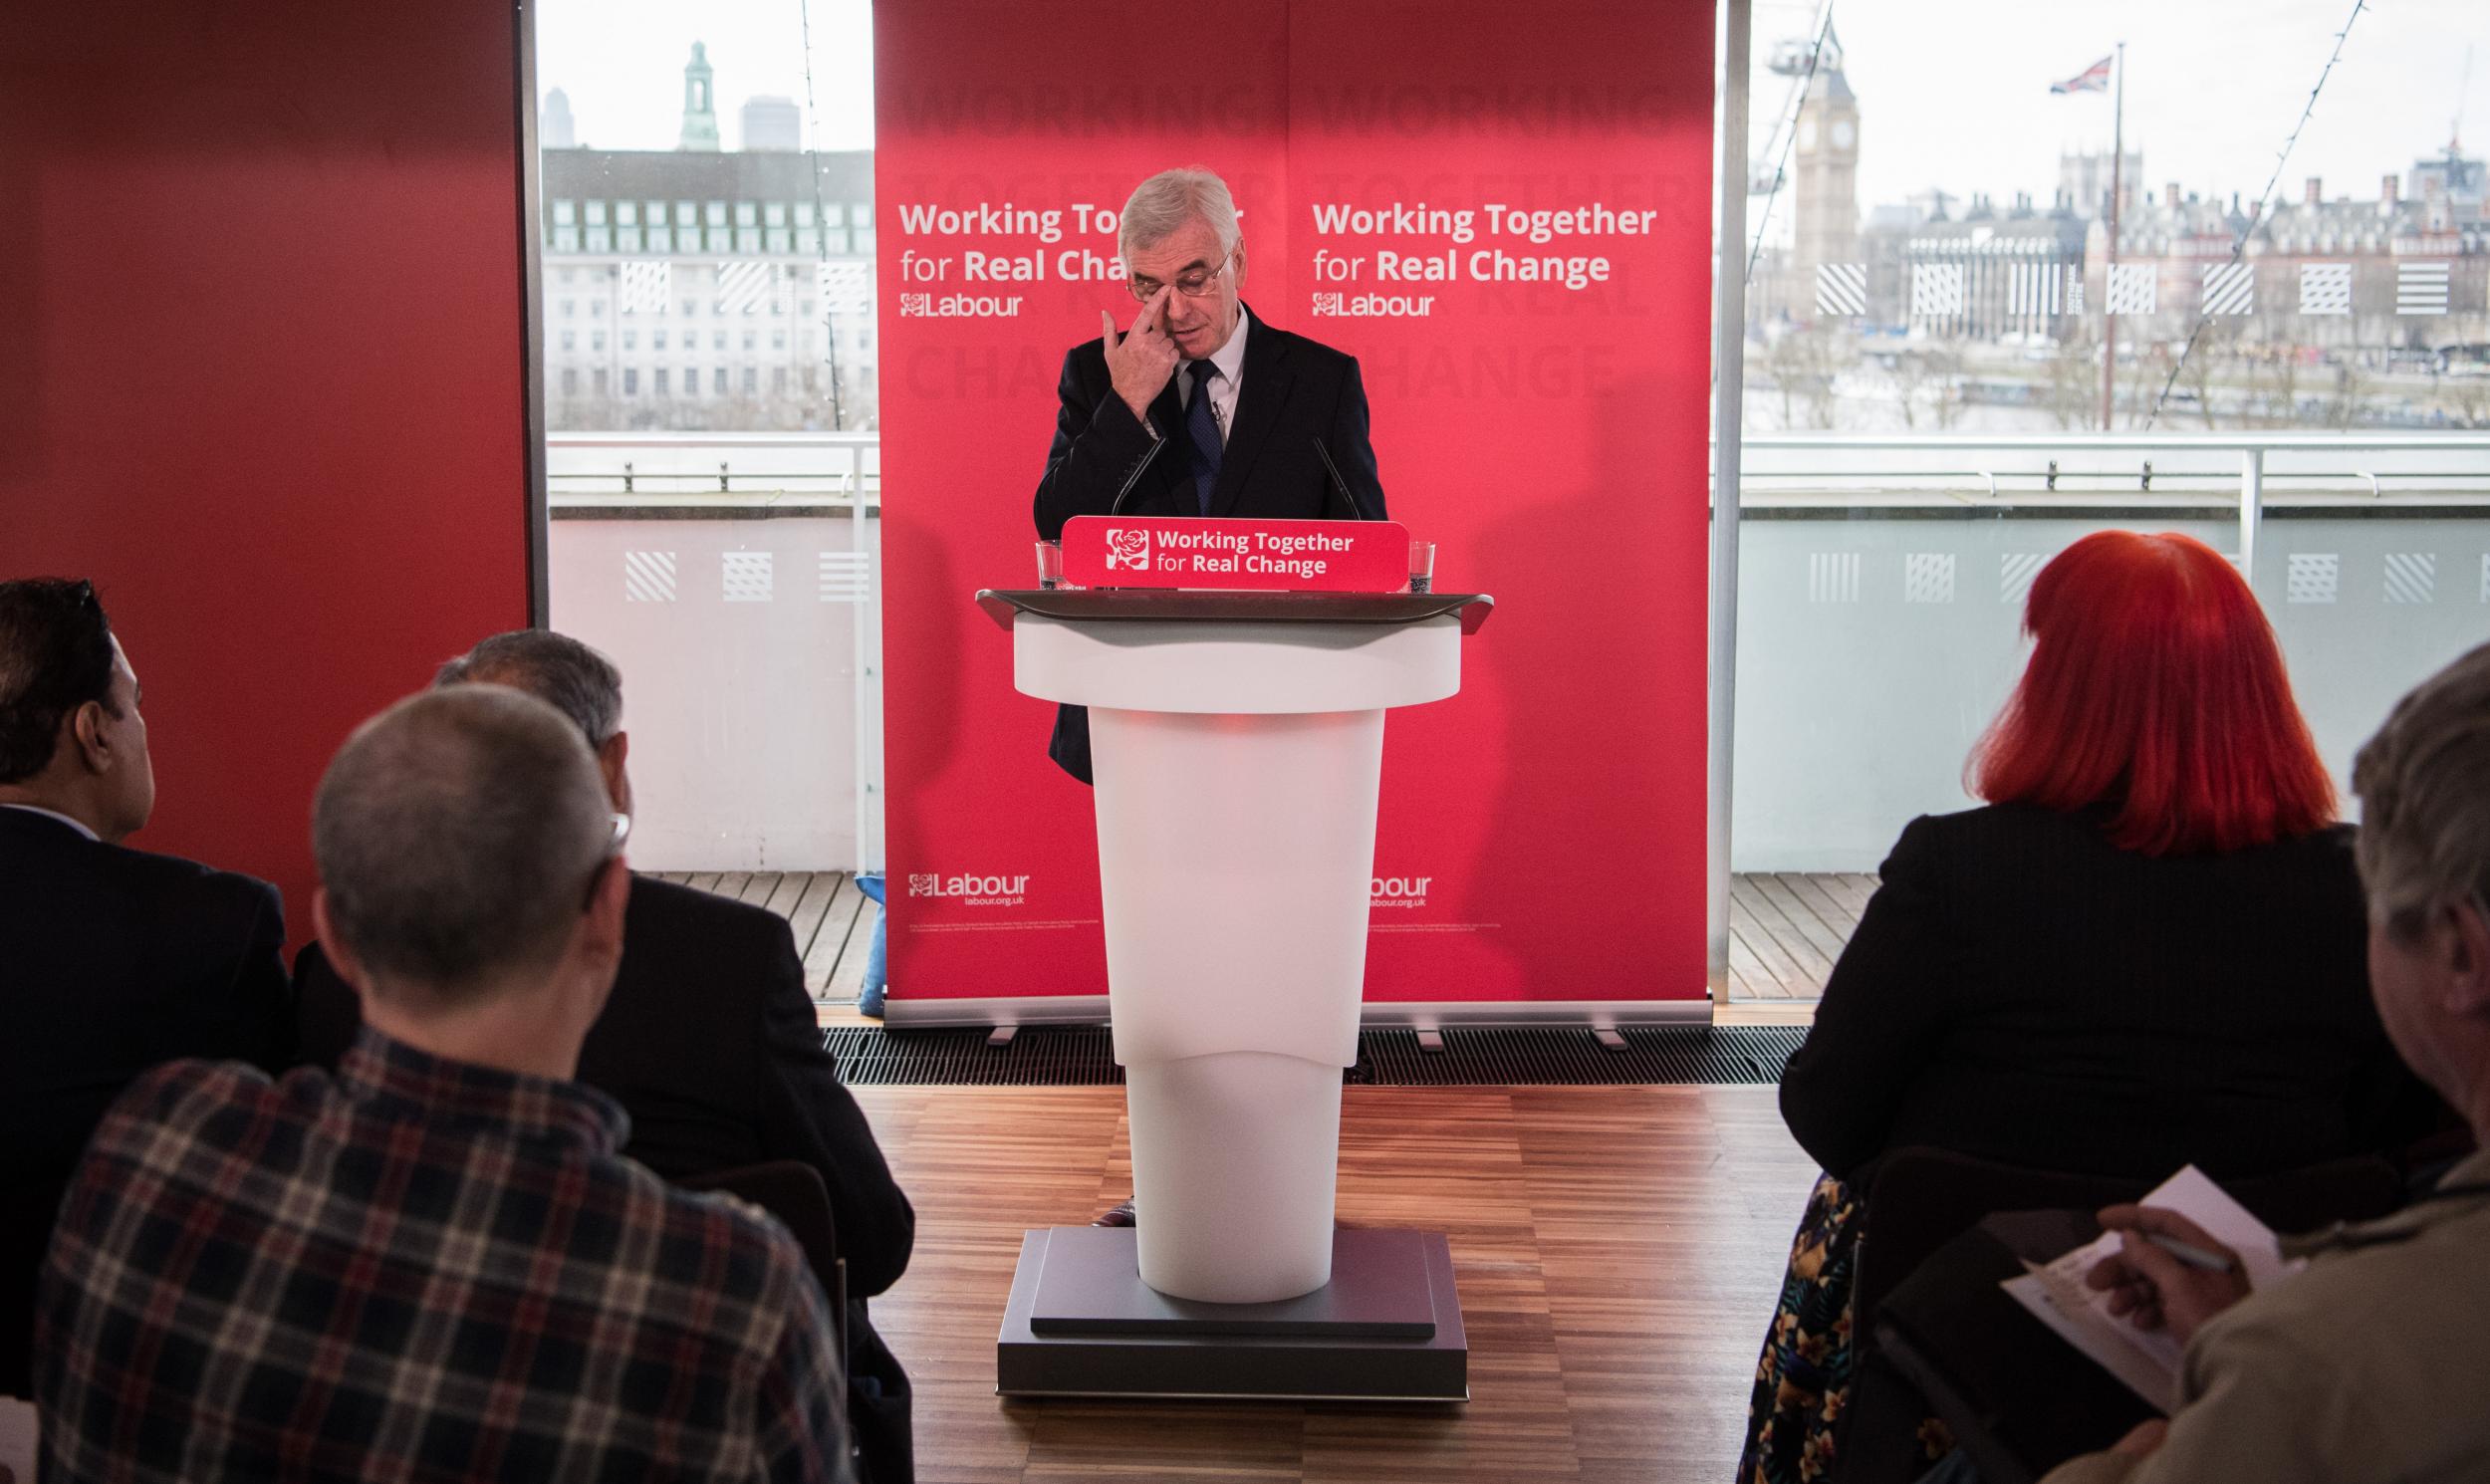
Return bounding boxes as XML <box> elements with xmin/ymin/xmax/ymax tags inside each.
<box><xmin>1999</xmin><ymin>1164</ymin><xmax>2301</xmax><ymax>1413</ymax></box>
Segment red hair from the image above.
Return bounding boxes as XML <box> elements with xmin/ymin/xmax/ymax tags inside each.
<box><xmin>1972</xmin><ymin>531</ymin><xmax>2336</xmax><ymax>856</ymax></box>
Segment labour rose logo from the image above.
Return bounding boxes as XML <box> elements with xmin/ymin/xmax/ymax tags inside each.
<box><xmin>1104</xmin><ymin>528</ymin><xmax>1149</xmax><ymax>571</ymax></box>
<box><xmin>907</xmin><ymin>872</ymin><xmax>938</xmax><ymax>896</ymax></box>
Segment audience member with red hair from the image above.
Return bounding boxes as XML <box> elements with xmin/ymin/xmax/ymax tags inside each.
<box><xmin>1739</xmin><ymin>531</ymin><xmax>2434</xmax><ymax>1484</ymax></box>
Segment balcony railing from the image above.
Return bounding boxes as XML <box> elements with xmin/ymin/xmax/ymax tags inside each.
<box><xmin>544</xmin><ymin>430</ymin><xmax>2490</xmax><ymax>874</ymax></box>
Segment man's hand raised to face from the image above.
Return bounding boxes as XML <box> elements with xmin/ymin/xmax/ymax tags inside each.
<box><xmin>1102</xmin><ymin>287</ymin><xmax>1179</xmax><ymax>425</ymax></box>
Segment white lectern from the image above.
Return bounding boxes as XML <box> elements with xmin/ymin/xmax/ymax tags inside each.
<box><xmin>981</xmin><ymin>589</ymin><xmax>1491</xmax><ymax>1400</ymax></box>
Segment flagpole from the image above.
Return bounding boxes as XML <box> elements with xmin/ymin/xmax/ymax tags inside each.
<box><xmin>2101</xmin><ymin>41</ymin><xmax>2124</xmax><ymax>430</ymax></box>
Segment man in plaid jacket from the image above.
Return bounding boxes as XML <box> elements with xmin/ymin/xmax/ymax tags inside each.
<box><xmin>34</xmin><ymin>685</ymin><xmax>855</xmax><ymax>1483</ymax></box>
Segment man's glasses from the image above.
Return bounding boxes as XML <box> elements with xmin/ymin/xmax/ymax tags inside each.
<box><xmin>1128</xmin><ymin>248</ymin><xmax>1234</xmax><ymax>303</ymax></box>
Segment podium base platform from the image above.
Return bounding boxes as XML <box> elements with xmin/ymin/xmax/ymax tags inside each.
<box><xmin>997</xmin><ymin>1227</ymin><xmax>1468</xmax><ymax>1401</ymax></box>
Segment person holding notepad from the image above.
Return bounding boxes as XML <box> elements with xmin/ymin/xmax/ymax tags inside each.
<box><xmin>2032</xmin><ymin>644</ymin><xmax>2490</xmax><ymax>1483</ymax></box>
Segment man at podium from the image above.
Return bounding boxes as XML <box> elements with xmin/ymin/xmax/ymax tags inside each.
<box><xmin>1031</xmin><ymin>165</ymin><xmax>1389</xmax><ymax>784</ymax></box>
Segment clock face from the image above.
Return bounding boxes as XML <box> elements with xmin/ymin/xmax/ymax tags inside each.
<box><xmin>1798</xmin><ymin>120</ymin><xmax>1818</xmax><ymax>150</ymax></box>
<box><xmin>1831</xmin><ymin>120</ymin><xmax>1856</xmax><ymax>149</ymax></box>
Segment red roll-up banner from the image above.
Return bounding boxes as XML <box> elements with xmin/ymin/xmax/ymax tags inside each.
<box><xmin>875</xmin><ymin>0</ymin><xmax>1714</xmax><ymax>1007</ymax></box>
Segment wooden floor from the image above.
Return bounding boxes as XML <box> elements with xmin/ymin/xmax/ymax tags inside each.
<box><xmin>651</xmin><ymin>870</ymin><xmax>1862</xmax><ymax>1012</ymax></box>
<box><xmin>852</xmin><ymin>1083</ymin><xmax>1819</xmax><ymax>1484</ymax></box>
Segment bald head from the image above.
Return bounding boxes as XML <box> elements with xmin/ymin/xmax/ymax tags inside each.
<box><xmin>314</xmin><ymin>686</ymin><xmax>616</xmax><ymax>1005</ymax></box>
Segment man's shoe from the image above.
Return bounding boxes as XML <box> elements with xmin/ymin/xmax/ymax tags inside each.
<box><xmin>857</xmin><ymin>981</ymin><xmax>885</xmax><ymax>1020</ymax></box>
<box><xmin>1091</xmin><ymin>1199</ymin><xmax>1136</xmax><ymax>1228</ymax></box>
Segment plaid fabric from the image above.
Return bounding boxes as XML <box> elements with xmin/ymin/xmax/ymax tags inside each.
<box><xmin>36</xmin><ymin>1029</ymin><xmax>853</xmax><ymax>1483</ymax></box>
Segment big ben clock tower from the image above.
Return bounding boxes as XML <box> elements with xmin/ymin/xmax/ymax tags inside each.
<box><xmin>1791</xmin><ymin>32</ymin><xmax>1861</xmax><ymax>299</ymax></box>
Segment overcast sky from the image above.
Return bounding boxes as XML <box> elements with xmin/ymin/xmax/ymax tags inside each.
<box><xmin>537</xmin><ymin>0</ymin><xmax>2484</xmax><ymax>211</ymax></box>
<box><xmin>537</xmin><ymin>0</ymin><xmax>874</xmax><ymax>152</ymax></box>
<box><xmin>1752</xmin><ymin>0</ymin><xmax>2485</xmax><ymax>215</ymax></box>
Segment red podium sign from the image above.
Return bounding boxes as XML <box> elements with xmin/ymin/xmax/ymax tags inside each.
<box><xmin>1059</xmin><ymin>516</ymin><xmax>1410</xmax><ymax>592</ymax></box>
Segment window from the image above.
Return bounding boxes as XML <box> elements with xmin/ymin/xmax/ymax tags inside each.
<box><xmin>561</xmin><ymin>368</ymin><xmax>578</xmax><ymax>396</ymax></box>
<box><xmin>705</xmin><ymin>201</ymin><xmax>727</xmax><ymax>226</ymax></box>
<box><xmin>799</xmin><ymin>300</ymin><xmax>814</xmax><ymax>319</ymax></box>
<box><xmin>622</xmin><ymin>330</ymin><xmax>636</xmax><ymax>351</ymax></box>
<box><xmin>714</xmin><ymin>367</ymin><xmax>729</xmax><ymax>393</ymax></box>
<box><xmin>770</xmin><ymin>298</ymin><xmax>784</xmax><ymax>316</ymax></box>
<box><xmin>712</xmin><ymin>330</ymin><xmax>726</xmax><ymax>351</ymax></box>
<box><xmin>772</xmin><ymin>329</ymin><xmax>786</xmax><ymax>350</ymax></box>
<box><xmin>553</xmin><ymin>200</ymin><xmax>576</xmax><ymax>225</ymax></box>
<box><xmin>742</xmin><ymin>330</ymin><xmax>756</xmax><ymax>351</ymax></box>
<box><xmin>682</xmin><ymin>298</ymin><xmax>698</xmax><ymax>317</ymax></box>
<box><xmin>821</xmin><ymin>203</ymin><xmax>846</xmax><ymax>226</ymax></box>
<box><xmin>770</xmin><ymin>367</ymin><xmax>785</xmax><ymax>392</ymax></box>
<box><xmin>590</xmin><ymin>300</ymin><xmax>605</xmax><ymax>318</ymax></box>
<box><xmin>560</xmin><ymin>330</ymin><xmax>575</xmax><ymax>352</ymax></box>
<box><xmin>622</xmin><ymin>368</ymin><xmax>638</xmax><ymax>395</ymax></box>
<box><xmin>653</xmin><ymin>330</ymin><xmax>667</xmax><ymax>351</ymax></box>
<box><xmin>616</xmin><ymin>202</ymin><xmax>636</xmax><ymax>226</ymax></box>
<box><xmin>591</xmin><ymin>331</ymin><xmax>606</xmax><ymax>352</ymax></box>
<box><xmin>1713</xmin><ymin>6</ymin><xmax>2490</xmax><ymax>1012</ymax></box>
<box><xmin>734</xmin><ymin>202</ymin><xmax>757</xmax><ymax>227</ymax></box>
<box><xmin>764</xmin><ymin>202</ymin><xmax>787</xmax><ymax>227</ymax></box>
<box><xmin>653</xmin><ymin>368</ymin><xmax>669</xmax><ymax>395</ymax></box>
<box><xmin>560</xmin><ymin>299</ymin><xmax>575</xmax><ymax>318</ymax></box>
<box><xmin>585</xmin><ymin>200</ymin><xmax>607</xmax><ymax>226</ymax></box>
<box><xmin>593</xmin><ymin>367</ymin><xmax>608</xmax><ymax>394</ymax></box>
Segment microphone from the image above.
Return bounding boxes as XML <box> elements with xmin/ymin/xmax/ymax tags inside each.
<box><xmin>1312</xmin><ymin>437</ymin><xmax>1368</xmax><ymax>522</ymax></box>
<box><xmin>1110</xmin><ymin>432</ymin><xmax>1167</xmax><ymax>517</ymax></box>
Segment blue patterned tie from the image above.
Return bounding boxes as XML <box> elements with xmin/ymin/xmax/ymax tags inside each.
<box><xmin>1183</xmin><ymin>360</ymin><xmax>1222</xmax><ymax>516</ymax></box>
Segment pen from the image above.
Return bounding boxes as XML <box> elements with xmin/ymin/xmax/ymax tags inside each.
<box><xmin>2144</xmin><ymin>1232</ymin><xmax>2240</xmax><ymax>1274</ymax></box>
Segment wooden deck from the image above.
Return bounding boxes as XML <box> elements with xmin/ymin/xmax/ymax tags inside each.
<box><xmin>1727</xmin><ymin>871</ymin><xmax>1873</xmax><ymax>1003</ymax></box>
<box><xmin>648</xmin><ymin>870</ymin><xmax>881</xmax><ymax>1004</ymax></box>
<box><xmin>652</xmin><ymin>869</ymin><xmax>1861</xmax><ymax>1013</ymax></box>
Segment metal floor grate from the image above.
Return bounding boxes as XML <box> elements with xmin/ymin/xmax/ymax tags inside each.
<box><xmin>824</xmin><ymin>1025</ymin><xmax>1806</xmax><ymax>1088</ymax></box>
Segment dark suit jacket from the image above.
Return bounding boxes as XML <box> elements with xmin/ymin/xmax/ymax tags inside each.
<box><xmin>1778</xmin><ymin>804</ymin><xmax>2438</xmax><ymax>1188</ymax></box>
<box><xmin>0</xmin><ymin>807</ymin><xmax>293</xmax><ymax>1396</ymax></box>
<box><xmin>1030</xmin><ymin>305</ymin><xmax>1389</xmax><ymax>782</ymax></box>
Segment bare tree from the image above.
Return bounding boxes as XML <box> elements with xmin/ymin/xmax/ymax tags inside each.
<box><xmin>2045</xmin><ymin>328</ymin><xmax>2099</xmax><ymax>430</ymax></box>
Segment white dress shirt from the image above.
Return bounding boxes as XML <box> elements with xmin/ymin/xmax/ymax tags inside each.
<box><xmin>1173</xmin><ymin>307</ymin><xmax>1250</xmax><ymax>445</ymax></box>
<box><xmin>1143</xmin><ymin>308</ymin><xmax>1250</xmax><ymax>446</ymax></box>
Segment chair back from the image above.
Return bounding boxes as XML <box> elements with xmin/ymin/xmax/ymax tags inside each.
<box><xmin>1837</xmin><ymin>1146</ymin><xmax>2405</xmax><ymax>1484</ymax></box>
<box><xmin>678</xmin><ymin>1160</ymin><xmax>850</xmax><ymax>1360</ymax></box>
<box><xmin>1858</xmin><ymin>1146</ymin><xmax>2405</xmax><ymax>1334</ymax></box>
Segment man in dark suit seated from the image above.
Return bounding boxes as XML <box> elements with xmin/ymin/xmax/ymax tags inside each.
<box><xmin>293</xmin><ymin>630</ymin><xmax>917</xmax><ymax>1484</ymax></box>
<box><xmin>0</xmin><ymin>577</ymin><xmax>292</xmax><ymax>1400</ymax></box>
<box><xmin>1031</xmin><ymin>164</ymin><xmax>1390</xmax><ymax>786</ymax></box>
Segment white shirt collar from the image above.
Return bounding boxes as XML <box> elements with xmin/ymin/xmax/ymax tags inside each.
<box><xmin>0</xmin><ymin>803</ymin><xmax>101</xmax><ymax>842</ymax></box>
<box><xmin>1204</xmin><ymin>305</ymin><xmax>1250</xmax><ymax>385</ymax></box>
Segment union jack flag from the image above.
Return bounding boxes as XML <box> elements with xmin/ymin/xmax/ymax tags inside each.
<box><xmin>2052</xmin><ymin>56</ymin><xmax>2113</xmax><ymax>94</ymax></box>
